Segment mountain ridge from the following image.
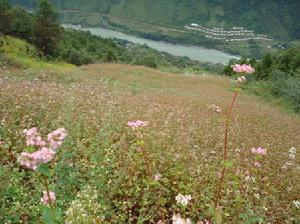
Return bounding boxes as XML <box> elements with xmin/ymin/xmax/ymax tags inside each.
<box><xmin>10</xmin><ymin>0</ymin><xmax>300</xmax><ymax>41</ymax></box>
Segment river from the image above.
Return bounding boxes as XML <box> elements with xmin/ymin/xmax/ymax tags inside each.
<box><xmin>62</xmin><ymin>24</ymin><xmax>240</xmax><ymax>65</ymax></box>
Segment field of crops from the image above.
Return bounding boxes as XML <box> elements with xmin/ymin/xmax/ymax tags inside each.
<box><xmin>0</xmin><ymin>64</ymin><xmax>299</xmax><ymax>223</ymax></box>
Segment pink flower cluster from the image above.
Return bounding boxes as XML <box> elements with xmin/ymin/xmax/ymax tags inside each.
<box><xmin>47</xmin><ymin>128</ymin><xmax>67</xmax><ymax>150</ymax></box>
<box><xmin>251</xmin><ymin>147</ymin><xmax>267</xmax><ymax>156</ymax></box>
<box><xmin>18</xmin><ymin>147</ymin><xmax>56</xmax><ymax>170</ymax></box>
<box><xmin>127</xmin><ymin>120</ymin><xmax>149</xmax><ymax>129</ymax></box>
<box><xmin>232</xmin><ymin>64</ymin><xmax>255</xmax><ymax>74</ymax></box>
<box><xmin>18</xmin><ymin>127</ymin><xmax>67</xmax><ymax>170</ymax></box>
<box><xmin>41</xmin><ymin>191</ymin><xmax>56</xmax><ymax>205</ymax></box>
<box><xmin>23</xmin><ymin>128</ymin><xmax>46</xmax><ymax>147</ymax></box>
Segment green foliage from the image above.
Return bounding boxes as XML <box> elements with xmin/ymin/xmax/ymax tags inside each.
<box><xmin>0</xmin><ymin>35</ymin><xmax>74</xmax><ymax>69</ymax></box>
<box><xmin>9</xmin><ymin>0</ymin><xmax>300</xmax><ymax>58</ymax></box>
<box><xmin>227</xmin><ymin>47</ymin><xmax>300</xmax><ymax>113</ymax></box>
<box><xmin>42</xmin><ymin>206</ymin><xmax>61</xmax><ymax>224</ymax></box>
<box><xmin>10</xmin><ymin>0</ymin><xmax>300</xmax><ymax>41</ymax></box>
<box><xmin>33</xmin><ymin>0</ymin><xmax>62</xmax><ymax>56</ymax></box>
<box><xmin>133</xmin><ymin>54</ymin><xmax>158</xmax><ymax>69</ymax></box>
<box><xmin>0</xmin><ymin>0</ymin><xmax>12</xmax><ymax>34</ymax></box>
<box><xmin>59</xmin><ymin>28</ymin><xmax>122</xmax><ymax>65</ymax></box>
<box><xmin>270</xmin><ymin>77</ymin><xmax>300</xmax><ymax>112</ymax></box>
<box><xmin>1</xmin><ymin>0</ymin><xmax>224</xmax><ymax>73</ymax></box>
<box><xmin>276</xmin><ymin>48</ymin><xmax>300</xmax><ymax>75</ymax></box>
<box><xmin>37</xmin><ymin>164</ymin><xmax>51</xmax><ymax>177</ymax></box>
<box><xmin>8</xmin><ymin>6</ymin><xmax>34</xmax><ymax>41</ymax></box>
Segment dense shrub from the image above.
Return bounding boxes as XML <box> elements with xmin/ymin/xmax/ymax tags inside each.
<box><xmin>224</xmin><ymin>48</ymin><xmax>300</xmax><ymax>113</ymax></box>
<box><xmin>270</xmin><ymin>77</ymin><xmax>300</xmax><ymax>112</ymax></box>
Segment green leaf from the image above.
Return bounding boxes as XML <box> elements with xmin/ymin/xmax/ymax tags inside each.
<box><xmin>37</xmin><ymin>164</ymin><xmax>51</xmax><ymax>177</ymax></box>
<box><xmin>221</xmin><ymin>159</ymin><xmax>234</xmax><ymax>169</ymax></box>
<box><xmin>42</xmin><ymin>207</ymin><xmax>55</xmax><ymax>224</ymax></box>
<box><xmin>25</xmin><ymin>146</ymin><xmax>36</xmax><ymax>153</ymax></box>
<box><xmin>234</xmin><ymin>87</ymin><xmax>242</xmax><ymax>92</ymax></box>
<box><xmin>214</xmin><ymin>209</ymin><xmax>223</xmax><ymax>224</ymax></box>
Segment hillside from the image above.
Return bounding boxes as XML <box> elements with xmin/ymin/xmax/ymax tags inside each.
<box><xmin>1</xmin><ymin>35</ymin><xmax>300</xmax><ymax>222</ymax></box>
<box><xmin>1</xmin><ymin>2</ymin><xmax>300</xmax><ymax>221</ymax></box>
<box><xmin>10</xmin><ymin>0</ymin><xmax>300</xmax><ymax>41</ymax></box>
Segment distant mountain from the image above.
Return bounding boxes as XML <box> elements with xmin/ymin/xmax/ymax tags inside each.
<box><xmin>10</xmin><ymin>0</ymin><xmax>300</xmax><ymax>41</ymax></box>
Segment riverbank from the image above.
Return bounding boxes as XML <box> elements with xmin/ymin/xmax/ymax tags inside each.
<box><xmin>60</xmin><ymin>11</ymin><xmax>280</xmax><ymax>58</ymax></box>
<box><xmin>63</xmin><ymin>24</ymin><xmax>239</xmax><ymax>65</ymax></box>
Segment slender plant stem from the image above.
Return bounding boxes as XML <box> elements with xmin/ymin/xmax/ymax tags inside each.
<box><xmin>214</xmin><ymin>85</ymin><xmax>240</xmax><ymax>208</ymax></box>
<box><xmin>136</xmin><ymin>130</ymin><xmax>152</xmax><ymax>175</ymax></box>
<box><xmin>140</xmin><ymin>145</ymin><xmax>151</xmax><ymax>175</ymax></box>
<box><xmin>42</xmin><ymin>176</ymin><xmax>55</xmax><ymax>217</ymax></box>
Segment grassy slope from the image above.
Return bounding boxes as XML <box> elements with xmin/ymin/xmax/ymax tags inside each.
<box><xmin>1</xmin><ymin>35</ymin><xmax>300</xmax><ymax>223</ymax></box>
<box><xmin>0</xmin><ymin>36</ymin><xmax>74</xmax><ymax>71</ymax></box>
<box><xmin>1</xmin><ymin>61</ymin><xmax>300</xmax><ymax>222</ymax></box>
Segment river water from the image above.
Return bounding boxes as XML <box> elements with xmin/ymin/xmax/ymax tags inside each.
<box><xmin>63</xmin><ymin>24</ymin><xmax>240</xmax><ymax>65</ymax></box>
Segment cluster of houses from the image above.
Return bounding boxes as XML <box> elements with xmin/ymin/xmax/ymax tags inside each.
<box><xmin>185</xmin><ymin>23</ymin><xmax>273</xmax><ymax>42</ymax></box>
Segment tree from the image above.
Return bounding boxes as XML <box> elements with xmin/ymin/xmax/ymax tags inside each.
<box><xmin>0</xmin><ymin>0</ymin><xmax>12</xmax><ymax>34</ymax></box>
<box><xmin>33</xmin><ymin>0</ymin><xmax>61</xmax><ymax>56</ymax></box>
<box><xmin>276</xmin><ymin>48</ymin><xmax>300</xmax><ymax>76</ymax></box>
<box><xmin>260</xmin><ymin>53</ymin><xmax>273</xmax><ymax>79</ymax></box>
<box><xmin>9</xmin><ymin>6</ymin><xmax>33</xmax><ymax>41</ymax></box>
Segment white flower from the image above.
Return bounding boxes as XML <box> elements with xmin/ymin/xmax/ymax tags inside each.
<box><xmin>281</xmin><ymin>165</ymin><xmax>288</xmax><ymax>170</ymax></box>
<box><xmin>237</xmin><ymin>76</ymin><xmax>247</xmax><ymax>84</ymax></box>
<box><xmin>254</xmin><ymin>193</ymin><xmax>260</xmax><ymax>199</ymax></box>
<box><xmin>172</xmin><ymin>214</ymin><xmax>192</xmax><ymax>224</ymax></box>
<box><xmin>293</xmin><ymin>200</ymin><xmax>300</xmax><ymax>209</ymax></box>
<box><xmin>211</xmin><ymin>104</ymin><xmax>222</xmax><ymax>113</ymax></box>
<box><xmin>289</xmin><ymin>153</ymin><xmax>296</xmax><ymax>159</ymax></box>
<box><xmin>289</xmin><ymin>147</ymin><xmax>296</xmax><ymax>159</ymax></box>
<box><xmin>289</xmin><ymin>147</ymin><xmax>296</xmax><ymax>154</ymax></box>
<box><xmin>175</xmin><ymin>194</ymin><xmax>192</xmax><ymax>206</ymax></box>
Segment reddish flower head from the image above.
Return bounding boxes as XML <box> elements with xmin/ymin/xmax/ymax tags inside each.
<box><xmin>41</xmin><ymin>191</ymin><xmax>56</xmax><ymax>205</ymax></box>
<box><xmin>232</xmin><ymin>64</ymin><xmax>255</xmax><ymax>74</ymax></box>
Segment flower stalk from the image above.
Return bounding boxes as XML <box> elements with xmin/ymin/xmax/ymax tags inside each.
<box><xmin>214</xmin><ymin>85</ymin><xmax>239</xmax><ymax>207</ymax></box>
<box><xmin>213</xmin><ymin>64</ymin><xmax>255</xmax><ymax>208</ymax></box>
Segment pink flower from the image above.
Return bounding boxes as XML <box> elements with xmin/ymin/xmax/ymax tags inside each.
<box><xmin>232</xmin><ymin>64</ymin><xmax>255</xmax><ymax>74</ymax></box>
<box><xmin>127</xmin><ymin>120</ymin><xmax>149</xmax><ymax>129</ymax></box>
<box><xmin>251</xmin><ymin>147</ymin><xmax>267</xmax><ymax>156</ymax></box>
<box><xmin>154</xmin><ymin>173</ymin><xmax>162</xmax><ymax>181</ymax></box>
<box><xmin>19</xmin><ymin>127</ymin><xmax>67</xmax><ymax>170</ymax></box>
<box><xmin>41</xmin><ymin>191</ymin><xmax>56</xmax><ymax>205</ymax></box>
<box><xmin>18</xmin><ymin>147</ymin><xmax>56</xmax><ymax>170</ymax></box>
<box><xmin>47</xmin><ymin>128</ymin><xmax>67</xmax><ymax>151</ymax></box>
<box><xmin>23</xmin><ymin>127</ymin><xmax>46</xmax><ymax>147</ymax></box>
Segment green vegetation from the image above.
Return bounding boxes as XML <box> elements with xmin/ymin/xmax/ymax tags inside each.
<box><xmin>10</xmin><ymin>0</ymin><xmax>300</xmax><ymax>57</ymax></box>
<box><xmin>1</xmin><ymin>2</ymin><xmax>300</xmax><ymax>223</ymax></box>
<box><xmin>33</xmin><ymin>0</ymin><xmax>62</xmax><ymax>56</ymax></box>
<box><xmin>1</xmin><ymin>62</ymin><xmax>300</xmax><ymax>223</ymax></box>
<box><xmin>224</xmin><ymin>48</ymin><xmax>300</xmax><ymax>113</ymax></box>
<box><xmin>1</xmin><ymin>0</ymin><xmax>222</xmax><ymax>74</ymax></box>
<box><xmin>13</xmin><ymin>0</ymin><xmax>300</xmax><ymax>40</ymax></box>
<box><xmin>0</xmin><ymin>35</ymin><xmax>74</xmax><ymax>70</ymax></box>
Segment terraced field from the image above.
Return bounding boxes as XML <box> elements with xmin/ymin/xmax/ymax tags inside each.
<box><xmin>0</xmin><ymin>64</ymin><xmax>299</xmax><ymax>223</ymax></box>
